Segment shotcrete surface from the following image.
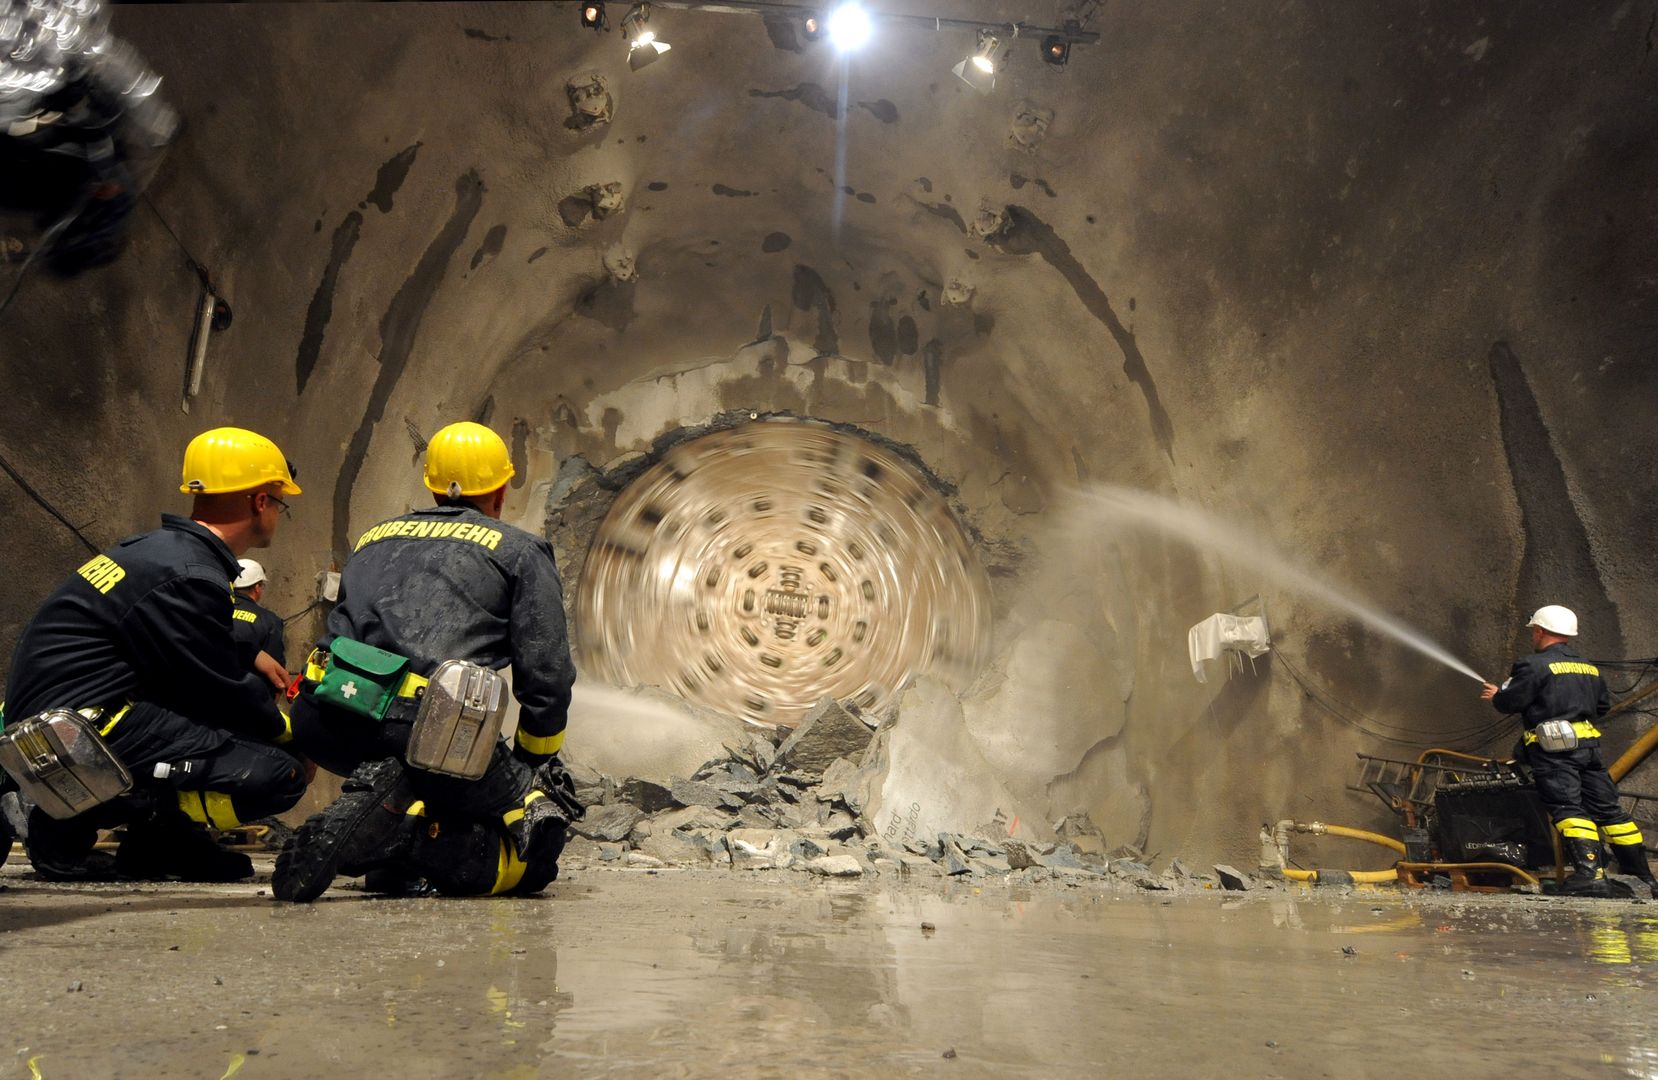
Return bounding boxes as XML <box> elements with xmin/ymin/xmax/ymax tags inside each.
<box><xmin>3</xmin><ymin>859</ymin><xmax>1655</xmax><ymax>1078</ymax></box>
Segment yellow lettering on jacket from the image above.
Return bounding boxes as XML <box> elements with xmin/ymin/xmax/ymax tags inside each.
<box><xmin>353</xmin><ymin>519</ymin><xmax>504</xmax><ymax>553</ymax></box>
<box><xmin>77</xmin><ymin>555</ymin><xmax>126</xmax><ymax>595</ymax></box>
<box><xmin>1549</xmin><ymin>662</ymin><xmax>1601</xmax><ymax>677</ymax></box>
<box><xmin>232</xmin><ymin>609</ymin><xmax>259</xmax><ymax>624</ymax></box>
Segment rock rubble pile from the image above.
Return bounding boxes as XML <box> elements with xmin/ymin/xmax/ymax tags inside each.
<box><xmin>565</xmin><ymin>697</ymin><xmax>1264</xmax><ymax>892</ymax></box>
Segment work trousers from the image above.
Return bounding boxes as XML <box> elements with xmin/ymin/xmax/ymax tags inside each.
<box><xmin>1526</xmin><ymin>743</ymin><xmax>1646</xmax><ymax>849</ymax></box>
<box><xmin>288</xmin><ymin>693</ymin><xmax>533</xmax><ymax>828</ymax></box>
<box><xmin>289</xmin><ymin>692</ymin><xmax>553</xmax><ymax>895</ymax></box>
<box><xmin>106</xmin><ymin>702</ymin><xmax>307</xmax><ymax>828</ymax></box>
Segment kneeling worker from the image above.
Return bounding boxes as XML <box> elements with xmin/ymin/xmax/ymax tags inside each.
<box><xmin>1481</xmin><ymin>605</ymin><xmax>1658</xmax><ymax>898</ymax></box>
<box><xmin>231</xmin><ymin>558</ymin><xmax>288</xmax><ymax>686</ymax></box>
<box><xmin>1</xmin><ymin>428</ymin><xmax>308</xmax><ymax>880</ymax></box>
<box><xmin>275</xmin><ymin>421</ymin><xmax>581</xmax><ymax>902</ymax></box>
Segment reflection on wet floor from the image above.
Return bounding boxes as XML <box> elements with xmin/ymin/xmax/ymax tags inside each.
<box><xmin>3</xmin><ymin>863</ymin><xmax>1658</xmax><ymax>1078</ymax></box>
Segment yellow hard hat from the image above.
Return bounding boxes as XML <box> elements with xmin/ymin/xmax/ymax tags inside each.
<box><xmin>424</xmin><ymin>422</ymin><xmax>515</xmax><ymax>497</ymax></box>
<box><xmin>180</xmin><ymin>427</ymin><xmax>301</xmax><ymax>495</ymax></box>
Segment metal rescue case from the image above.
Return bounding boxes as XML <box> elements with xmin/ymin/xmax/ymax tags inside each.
<box><xmin>405</xmin><ymin>661</ymin><xmax>508</xmax><ymax>779</ymax></box>
<box><xmin>0</xmin><ymin>709</ymin><xmax>133</xmax><ymax>819</ymax></box>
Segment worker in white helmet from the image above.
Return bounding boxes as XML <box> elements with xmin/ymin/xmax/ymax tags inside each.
<box><xmin>231</xmin><ymin>558</ymin><xmax>288</xmax><ymax>687</ymax></box>
<box><xmin>1481</xmin><ymin>605</ymin><xmax>1656</xmax><ymax>898</ymax></box>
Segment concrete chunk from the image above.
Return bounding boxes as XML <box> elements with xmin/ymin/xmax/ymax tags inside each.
<box><xmin>572</xmin><ymin>803</ymin><xmax>643</xmax><ymax>843</ymax></box>
<box><xmin>617</xmin><ymin>778</ymin><xmax>676</xmax><ymax>813</ymax></box>
<box><xmin>563</xmin><ymin>759</ymin><xmax>610</xmax><ymax>807</ymax></box>
<box><xmin>772</xmin><ymin>698</ymin><xmax>875</xmax><ymax>776</ymax></box>
<box><xmin>1214</xmin><ymin>864</ymin><xmax>1253</xmax><ymax>891</ymax></box>
<box><xmin>670</xmin><ymin>777</ymin><xmax>744</xmax><ymax>810</ymax></box>
<box><xmin>1056</xmin><ymin>813</ymin><xmax>1107</xmax><ymax>856</ymax></box>
<box><xmin>817</xmin><ymin>756</ymin><xmax>860</xmax><ymax>804</ymax></box>
<box><xmin>651</xmin><ymin>805</ymin><xmax>736</xmax><ymax>834</ymax></box>
<box><xmin>806</xmin><ymin>854</ymin><xmax>864</xmax><ymax>877</ymax></box>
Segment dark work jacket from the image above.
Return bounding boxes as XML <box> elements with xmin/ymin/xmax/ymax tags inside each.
<box><xmin>325</xmin><ymin>505</ymin><xmax>575</xmax><ymax>762</ymax></box>
<box><xmin>1490</xmin><ymin>642</ymin><xmax>1610</xmax><ymax>740</ymax></box>
<box><xmin>231</xmin><ymin>593</ymin><xmax>286</xmax><ymax>670</ymax></box>
<box><xmin>3</xmin><ymin>515</ymin><xmax>286</xmax><ymax>740</ymax></box>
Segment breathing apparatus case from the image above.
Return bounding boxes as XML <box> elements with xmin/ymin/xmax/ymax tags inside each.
<box><xmin>1533</xmin><ymin>718</ymin><xmax>1580</xmax><ymax>754</ymax></box>
<box><xmin>406</xmin><ymin>661</ymin><xmax>507</xmax><ymax>780</ymax></box>
<box><xmin>0</xmin><ymin>709</ymin><xmax>132</xmax><ymax>819</ymax></box>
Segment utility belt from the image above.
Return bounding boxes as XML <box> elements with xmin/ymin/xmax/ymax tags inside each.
<box><xmin>1524</xmin><ymin>718</ymin><xmax>1602</xmax><ymax>753</ymax></box>
<box><xmin>0</xmin><ymin>702</ymin><xmax>134</xmax><ymax>819</ymax></box>
<box><xmin>299</xmin><ymin>639</ymin><xmax>508</xmax><ymax>780</ymax></box>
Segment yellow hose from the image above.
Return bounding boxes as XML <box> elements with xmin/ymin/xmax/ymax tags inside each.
<box><xmin>1273</xmin><ymin>820</ymin><xmax>1404</xmax><ymax>885</ymax></box>
<box><xmin>1318</xmin><ymin>824</ymin><xmax>1406</xmax><ymax>855</ymax></box>
<box><xmin>1282</xmin><ymin>867</ymin><xmax>1399</xmax><ymax>884</ymax></box>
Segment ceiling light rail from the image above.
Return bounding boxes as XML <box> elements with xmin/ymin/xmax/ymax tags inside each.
<box><xmin>580</xmin><ymin>1</ymin><xmax>1098</xmax><ymax>75</ymax></box>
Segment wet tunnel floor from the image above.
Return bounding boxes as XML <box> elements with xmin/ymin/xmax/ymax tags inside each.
<box><xmin>3</xmin><ymin>860</ymin><xmax>1656</xmax><ymax>1079</ymax></box>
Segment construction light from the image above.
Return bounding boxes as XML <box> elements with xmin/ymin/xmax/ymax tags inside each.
<box><xmin>826</xmin><ymin>2</ymin><xmax>872</xmax><ymax>52</ymax></box>
<box><xmin>622</xmin><ymin>3</ymin><xmax>671</xmax><ymax>71</ymax></box>
<box><xmin>802</xmin><ymin>12</ymin><xmax>823</xmax><ymax>42</ymax></box>
<box><xmin>1041</xmin><ymin>34</ymin><xmax>1070</xmax><ymax>66</ymax></box>
<box><xmin>952</xmin><ymin>28</ymin><xmax>1001</xmax><ymax>94</ymax></box>
<box><xmin>580</xmin><ymin>1</ymin><xmax>606</xmax><ymax>30</ymax></box>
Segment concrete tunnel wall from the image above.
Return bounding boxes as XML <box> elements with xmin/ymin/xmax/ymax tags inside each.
<box><xmin>1</xmin><ymin>1</ymin><xmax>1656</xmax><ymax>864</ymax></box>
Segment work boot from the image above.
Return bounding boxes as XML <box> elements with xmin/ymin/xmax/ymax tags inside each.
<box><xmin>1561</xmin><ymin>837</ymin><xmax>1615</xmax><ymax>898</ymax></box>
<box><xmin>1610</xmin><ymin>844</ymin><xmax>1658</xmax><ymax>900</ymax></box>
<box><xmin>0</xmin><ymin>795</ymin><xmax>14</xmax><ymax>871</ymax></box>
<box><xmin>273</xmin><ymin>758</ymin><xmax>414</xmax><ymax>902</ymax></box>
<box><xmin>23</xmin><ymin>805</ymin><xmax>118</xmax><ymax>882</ymax></box>
<box><xmin>402</xmin><ymin>819</ymin><xmax>509</xmax><ymax>897</ymax></box>
<box><xmin>362</xmin><ymin>865</ymin><xmax>438</xmax><ymax>898</ymax></box>
<box><xmin>497</xmin><ymin>760</ymin><xmax>585</xmax><ymax>896</ymax></box>
<box><xmin>115</xmin><ymin>808</ymin><xmax>253</xmax><ymax>882</ymax></box>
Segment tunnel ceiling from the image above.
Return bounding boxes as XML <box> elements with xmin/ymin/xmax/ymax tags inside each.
<box><xmin>575</xmin><ymin>420</ymin><xmax>991</xmax><ymax>727</ymax></box>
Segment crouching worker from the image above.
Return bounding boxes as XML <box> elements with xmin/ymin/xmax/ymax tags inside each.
<box><xmin>0</xmin><ymin>428</ymin><xmax>308</xmax><ymax>881</ymax></box>
<box><xmin>275</xmin><ymin>422</ymin><xmax>581</xmax><ymax>902</ymax></box>
<box><xmin>230</xmin><ymin>558</ymin><xmax>288</xmax><ymax>687</ymax></box>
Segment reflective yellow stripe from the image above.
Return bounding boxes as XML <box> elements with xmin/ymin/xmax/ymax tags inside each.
<box><xmin>1604</xmin><ymin>821</ymin><xmax>1641</xmax><ymax>836</ymax></box>
<box><xmin>490</xmin><ymin>837</ymin><xmax>529</xmax><ymax>895</ymax></box>
<box><xmin>1558</xmin><ymin>817</ymin><xmax>1602</xmax><ymax>840</ymax></box>
<box><xmin>1548</xmin><ymin>662</ymin><xmax>1601</xmax><ymax>677</ymax></box>
<box><xmin>274</xmin><ymin>712</ymin><xmax>293</xmax><ymax>745</ymax></box>
<box><xmin>515</xmin><ymin>728</ymin><xmax>565</xmax><ymax>756</ymax></box>
<box><xmin>203</xmin><ymin>791</ymin><xmax>240</xmax><ymax>830</ymax></box>
<box><xmin>1607</xmin><ymin>832</ymin><xmax>1646</xmax><ymax>846</ymax></box>
<box><xmin>500</xmin><ymin>790</ymin><xmax>546</xmax><ymax>829</ymax></box>
<box><xmin>404</xmin><ymin>800</ymin><xmax>427</xmax><ymax>817</ymax></box>
<box><xmin>97</xmin><ymin>702</ymin><xmax>132</xmax><ymax>737</ymax></box>
<box><xmin>179</xmin><ymin>791</ymin><xmax>211</xmax><ymax>825</ymax></box>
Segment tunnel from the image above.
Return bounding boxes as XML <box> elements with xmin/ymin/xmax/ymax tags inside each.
<box><xmin>2</xmin><ymin>0</ymin><xmax>1657</xmax><ymax>868</ymax></box>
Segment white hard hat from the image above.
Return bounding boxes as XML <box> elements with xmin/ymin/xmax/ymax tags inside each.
<box><xmin>234</xmin><ymin>559</ymin><xmax>267</xmax><ymax>590</ymax></box>
<box><xmin>1527</xmin><ymin>604</ymin><xmax>1579</xmax><ymax>637</ymax></box>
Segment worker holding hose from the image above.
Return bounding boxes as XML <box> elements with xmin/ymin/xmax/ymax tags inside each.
<box><xmin>1481</xmin><ymin>605</ymin><xmax>1658</xmax><ymax>898</ymax></box>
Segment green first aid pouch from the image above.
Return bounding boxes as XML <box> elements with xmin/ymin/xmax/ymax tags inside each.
<box><xmin>315</xmin><ymin>638</ymin><xmax>411</xmax><ymax>721</ymax></box>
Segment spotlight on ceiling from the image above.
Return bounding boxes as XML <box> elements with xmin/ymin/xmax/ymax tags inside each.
<box><xmin>802</xmin><ymin>12</ymin><xmax>823</xmax><ymax>43</ymax></box>
<box><xmin>952</xmin><ymin>28</ymin><xmax>1001</xmax><ymax>94</ymax></box>
<box><xmin>1041</xmin><ymin>34</ymin><xmax>1070</xmax><ymax>67</ymax></box>
<box><xmin>622</xmin><ymin>3</ymin><xmax>671</xmax><ymax>71</ymax></box>
<box><xmin>826</xmin><ymin>2</ymin><xmax>872</xmax><ymax>52</ymax></box>
<box><xmin>580</xmin><ymin>1</ymin><xmax>606</xmax><ymax>30</ymax></box>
